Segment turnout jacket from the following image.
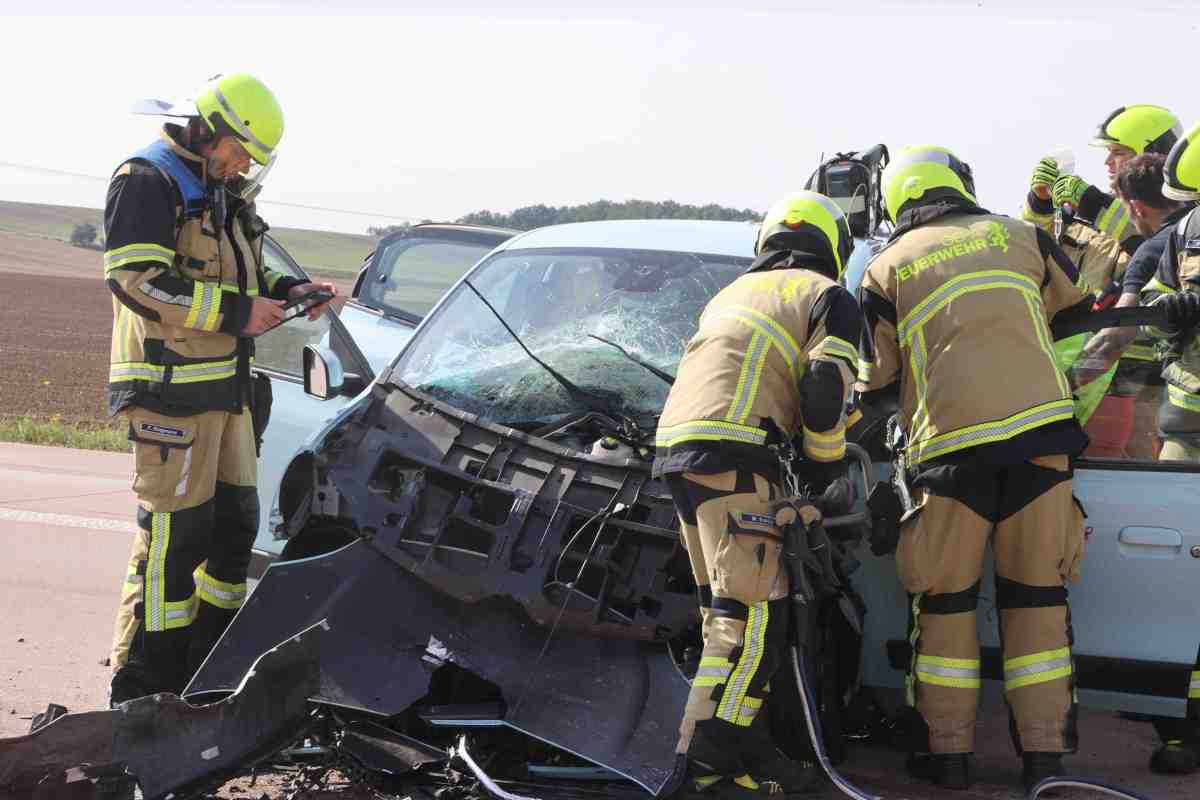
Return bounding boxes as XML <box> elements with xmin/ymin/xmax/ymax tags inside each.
<box><xmin>859</xmin><ymin>206</ymin><xmax>1091</xmax><ymax>467</ymax></box>
<box><xmin>1141</xmin><ymin>206</ymin><xmax>1200</xmax><ymax>433</ymax></box>
<box><xmin>654</xmin><ymin>263</ymin><xmax>861</xmax><ymax>478</ymax></box>
<box><xmin>104</xmin><ymin>127</ymin><xmax>303</xmax><ymax>417</ymax></box>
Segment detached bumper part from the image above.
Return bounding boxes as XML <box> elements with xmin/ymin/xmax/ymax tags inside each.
<box><xmin>0</xmin><ymin>621</ymin><xmax>325</xmax><ymax>800</ymax></box>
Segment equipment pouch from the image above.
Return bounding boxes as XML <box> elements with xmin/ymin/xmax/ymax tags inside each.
<box><xmin>250</xmin><ymin>372</ymin><xmax>273</xmax><ymax>457</ymax></box>
<box><xmin>865</xmin><ymin>480</ymin><xmax>903</xmax><ymax>556</ymax></box>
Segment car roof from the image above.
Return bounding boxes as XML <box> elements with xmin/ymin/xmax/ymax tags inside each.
<box><xmin>491</xmin><ymin>219</ymin><xmax>758</xmax><ymax>258</ymax></box>
<box><xmin>410</xmin><ymin>222</ymin><xmax>522</xmax><ymax>238</ymax></box>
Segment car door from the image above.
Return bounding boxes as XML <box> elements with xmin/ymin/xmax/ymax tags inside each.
<box><xmin>1057</xmin><ymin>363</ymin><xmax>1200</xmax><ymax>718</ymax></box>
<box><xmin>251</xmin><ymin>235</ymin><xmax>375</xmax><ymax>556</ymax></box>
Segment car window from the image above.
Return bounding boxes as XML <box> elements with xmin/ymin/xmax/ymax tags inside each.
<box><xmin>1066</xmin><ymin>327</ymin><xmax>1182</xmax><ymax>465</ymax></box>
<box><xmin>253</xmin><ymin>237</ymin><xmax>335</xmax><ymax>378</ymax></box>
<box><xmin>361</xmin><ymin>237</ymin><xmax>497</xmax><ymax>320</ymax></box>
<box><xmin>395</xmin><ymin>247</ymin><xmax>749</xmax><ymax>427</ymax></box>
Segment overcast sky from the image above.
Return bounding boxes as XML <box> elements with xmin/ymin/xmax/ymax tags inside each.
<box><xmin>3</xmin><ymin>1</ymin><xmax>1198</xmax><ymax>234</ymax></box>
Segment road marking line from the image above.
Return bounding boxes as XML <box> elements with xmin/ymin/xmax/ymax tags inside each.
<box><xmin>0</xmin><ymin>506</ymin><xmax>138</xmax><ymax>534</ymax></box>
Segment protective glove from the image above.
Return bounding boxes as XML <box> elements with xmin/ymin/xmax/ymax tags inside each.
<box><xmin>1030</xmin><ymin>157</ymin><xmax>1060</xmax><ymax>197</ymax></box>
<box><xmin>1052</xmin><ymin>174</ymin><xmax>1089</xmax><ymax>210</ymax></box>
<box><xmin>1160</xmin><ymin>291</ymin><xmax>1200</xmax><ymax>330</ymax></box>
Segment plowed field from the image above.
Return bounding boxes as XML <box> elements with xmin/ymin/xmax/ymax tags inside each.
<box><xmin>0</xmin><ymin>232</ymin><xmax>348</xmax><ymax>426</ymax></box>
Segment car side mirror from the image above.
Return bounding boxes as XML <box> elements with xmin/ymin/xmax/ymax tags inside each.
<box><xmin>303</xmin><ymin>345</ymin><xmax>344</xmax><ymax>400</ymax></box>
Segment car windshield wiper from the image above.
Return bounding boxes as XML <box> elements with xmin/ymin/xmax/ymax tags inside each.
<box><xmin>587</xmin><ymin>334</ymin><xmax>675</xmax><ymax>386</ymax></box>
<box><xmin>461</xmin><ymin>279</ymin><xmax>624</xmax><ymax>416</ymax></box>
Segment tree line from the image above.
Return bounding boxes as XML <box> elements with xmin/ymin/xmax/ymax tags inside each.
<box><xmin>367</xmin><ymin>199</ymin><xmax>762</xmax><ymax>238</ymax></box>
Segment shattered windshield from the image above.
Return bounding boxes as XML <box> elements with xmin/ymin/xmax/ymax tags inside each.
<box><xmin>394</xmin><ymin>247</ymin><xmax>749</xmax><ymax>426</ymax></box>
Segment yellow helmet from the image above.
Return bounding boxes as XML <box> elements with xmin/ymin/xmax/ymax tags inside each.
<box><xmin>1163</xmin><ymin>123</ymin><xmax>1200</xmax><ymax>202</ymax></box>
<box><xmin>194</xmin><ymin>73</ymin><xmax>284</xmax><ymax>166</ymax></box>
<box><xmin>881</xmin><ymin>145</ymin><xmax>977</xmax><ymax>223</ymax></box>
<box><xmin>1090</xmin><ymin>105</ymin><xmax>1181</xmax><ymax>156</ymax></box>
<box><xmin>755</xmin><ymin>190</ymin><xmax>853</xmax><ymax>279</ymax></box>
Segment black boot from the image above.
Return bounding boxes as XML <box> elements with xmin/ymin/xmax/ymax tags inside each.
<box><xmin>1022</xmin><ymin>752</ymin><xmax>1065</xmax><ymax>795</ymax></box>
<box><xmin>1150</xmin><ymin>739</ymin><xmax>1199</xmax><ymax>775</ymax></box>
<box><xmin>676</xmin><ymin>763</ymin><xmax>786</xmax><ymax>799</ymax></box>
<box><xmin>743</xmin><ymin>752</ymin><xmax>819</xmax><ymax>794</ymax></box>
<box><xmin>906</xmin><ymin>752</ymin><xmax>971</xmax><ymax>790</ymax></box>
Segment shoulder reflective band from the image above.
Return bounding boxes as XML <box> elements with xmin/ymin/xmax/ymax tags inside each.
<box><xmin>1050</xmin><ymin>306</ymin><xmax>1169</xmax><ymax>340</ymax></box>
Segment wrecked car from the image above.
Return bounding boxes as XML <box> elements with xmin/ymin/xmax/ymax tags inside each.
<box><xmin>1</xmin><ymin>219</ymin><xmax>877</xmax><ymax>800</ymax></box>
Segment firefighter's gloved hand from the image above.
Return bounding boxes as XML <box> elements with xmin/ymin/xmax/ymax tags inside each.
<box><xmin>1161</xmin><ymin>291</ymin><xmax>1200</xmax><ymax>330</ymax></box>
<box><xmin>1052</xmin><ymin>174</ymin><xmax>1089</xmax><ymax>210</ymax></box>
<box><xmin>1030</xmin><ymin>157</ymin><xmax>1060</xmax><ymax>199</ymax></box>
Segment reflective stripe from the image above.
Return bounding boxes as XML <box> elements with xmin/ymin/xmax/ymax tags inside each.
<box><xmin>909</xmin><ymin>329</ymin><xmax>930</xmax><ymax>441</ymax></box>
<box><xmin>145</xmin><ymin>512</ymin><xmax>170</xmax><ymax>632</ymax></box>
<box><xmin>905</xmin><ymin>593</ymin><xmax>922</xmax><ymax>707</ymax></box>
<box><xmin>1004</xmin><ymin>647</ymin><xmax>1073</xmax><ymax>691</ymax></box>
<box><xmin>194</xmin><ymin>567</ymin><xmax>246</xmax><ymax>610</ymax></box>
<box><xmin>889</xmin><ymin>147</ymin><xmax>953</xmax><ymax>172</ymax></box>
<box><xmin>104</xmin><ymin>243</ymin><xmax>175</xmax><ymax>273</ymax></box>
<box><xmin>1124</xmin><ymin>343</ymin><xmax>1160</xmax><ymax>362</ymax></box>
<box><xmin>122</xmin><ymin>572</ymin><xmax>143</xmax><ymax>599</ymax></box>
<box><xmin>1143</xmin><ymin>277</ymin><xmax>1178</xmax><ymax>296</ymax></box>
<box><xmin>717</xmin><ymin>602</ymin><xmax>768</xmax><ymax>726</ymax></box>
<box><xmin>163</xmin><ymin>594</ymin><xmax>198</xmax><ymax>630</ymax></box>
<box><xmin>184</xmin><ymin>281</ymin><xmax>222</xmax><ymax>332</ymax></box>
<box><xmin>709</xmin><ymin>305</ymin><xmax>801</xmax><ymax>378</ymax></box>
<box><xmin>1098</xmin><ymin>200</ymin><xmax>1130</xmax><ymax>241</ymax></box>
<box><xmin>818</xmin><ymin>335</ymin><xmax>859</xmax><ymax>368</ymax></box>
<box><xmin>736</xmin><ymin>695</ymin><xmax>763</xmax><ymax>725</ymax></box>
<box><xmin>726</xmin><ymin>331</ymin><xmax>770</xmax><ymax>424</ymax></box>
<box><xmin>1168</xmin><ymin>384</ymin><xmax>1200</xmax><ymax>413</ymax></box>
<box><xmin>171</xmin><ymin>357</ymin><xmax>239</xmax><ymax>384</ymax></box>
<box><xmin>898</xmin><ymin>270</ymin><xmax>1041</xmax><ymax>341</ymax></box>
<box><xmin>110</xmin><ymin>362</ymin><xmax>166</xmax><ymax>383</ymax></box>
<box><xmin>212</xmin><ymin>83</ymin><xmax>272</xmax><ymax>158</ymax></box>
<box><xmin>802</xmin><ymin>422</ymin><xmax>846</xmax><ymax>462</ymax></box>
<box><xmin>218</xmin><ymin>281</ymin><xmax>258</xmax><ymax>297</ymax></box>
<box><xmin>656</xmin><ymin>420</ymin><xmax>767</xmax><ymax>448</ymax></box>
<box><xmin>1024</xmin><ymin>292</ymin><xmax>1072</xmax><ymax>397</ymax></box>
<box><xmin>916</xmin><ymin>654</ymin><xmax>982</xmax><ymax>689</ymax></box>
<box><xmin>909</xmin><ymin>399</ymin><xmax>1076</xmax><ymax>465</ymax></box>
<box><xmin>1189</xmin><ymin>671</ymin><xmax>1200</xmax><ymax>700</ymax></box>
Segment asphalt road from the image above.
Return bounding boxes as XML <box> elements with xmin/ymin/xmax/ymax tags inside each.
<box><xmin>0</xmin><ymin>442</ymin><xmax>1194</xmax><ymax>799</ymax></box>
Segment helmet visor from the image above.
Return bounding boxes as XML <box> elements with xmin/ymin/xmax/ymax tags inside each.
<box><xmin>230</xmin><ymin>149</ymin><xmax>277</xmax><ymax>201</ymax></box>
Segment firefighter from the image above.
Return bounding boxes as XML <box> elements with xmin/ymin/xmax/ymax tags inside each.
<box><xmin>654</xmin><ymin>191</ymin><xmax>861</xmax><ymax>798</ymax></box>
<box><xmin>1025</xmin><ymin>106</ymin><xmax>1183</xmax><ymax>458</ymax></box>
<box><xmin>104</xmin><ymin>73</ymin><xmax>336</xmax><ymax>703</ymax></box>
<box><xmin>858</xmin><ymin>146</ymin><xmax>1093</xmax><ymax>793</ymax></box>
<box><xmin>1130</xmin><ymin>125</ymin><xmax>1200</xmax><ymax>774</ymax></box>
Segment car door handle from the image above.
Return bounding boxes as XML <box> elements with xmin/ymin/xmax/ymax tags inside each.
<box><xmin>1118</xmin><ymin>527</ymin><xmax>1183</xmax><ymax>548</ymax></box>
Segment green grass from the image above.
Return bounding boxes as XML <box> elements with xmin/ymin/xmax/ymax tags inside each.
<box><xmin>0</xmin><ymin>200</ymin><xmax>102</xmax><ymax>241</ymax></box>
<box><xmin>0</xmin><ymin>200</ymin><xmax>378</xmax><ymax>276</ymax></box>
<box><xmin>269</xmin><ymin>226</ymin><xmax>377</xmax><ymax>276</ymax></box>
<box><xmin>0</xmin><ymin>416</ymin><xmax>129</xmax><ymax>452</ymax></box>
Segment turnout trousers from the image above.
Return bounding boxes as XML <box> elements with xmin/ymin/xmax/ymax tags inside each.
<box><xmin>110</xmin><ymin>404</ymin><xmax>259</xmax><ymax>700</ymax></box>
<box><xmin>665</xmin><ymin>469</ymin><xmax>791</xmax><ymax>776</ymax></box>
<box><xmin>897</xmin><ymin>454</ymin><xmax>1086</xmax><ymax>755</ymax></box>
